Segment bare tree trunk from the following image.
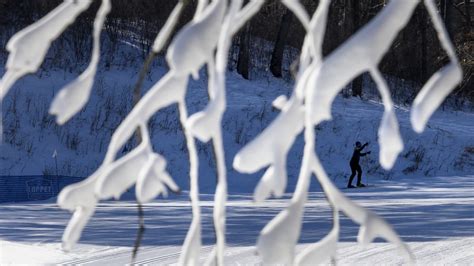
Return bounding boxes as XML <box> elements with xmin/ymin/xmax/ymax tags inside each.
<box><xmin>270</xmin><ymin>9</ymin><xmax>292</xmax><ymax>78</ymax></box>
<box><xmin>445</xmin><ymin>0</ymin><xmax>455</xmax><ymax>39</ymax></box>
<box><xmin>237</xmin><ymin>22</ymin><xmax>251</xmax><ymax>80</ymax></box>
<box><xmin>419</xmin><ymin>7</ymin><xmax>427</xmax><ymax>82</ymax></box>
<box><xmin>464</xmin><ymin>0</ymin><xmax>471</xmax><ymax>35</ymax></box>
<box><xmin>466</xmin><ymin>0</ymin><xmax>472</xmax><ymax>22</ymax></box>
<box><xmin>440</xmin><ymin>0</ymin><xmax>447</xmax><ymax>19</ymax></box>
<box><xmin>348</xmin><ymin>0</ymin><xmax>363</xmax><ymax>97</ymax></box>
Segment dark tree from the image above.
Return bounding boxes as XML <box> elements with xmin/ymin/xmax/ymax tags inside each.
<box><xmin>270</xmin><ymin>8</ymin><xmax>293</xmax><ymax>77</ymax></box>
<box><xmin>419</xmin><ymin>6</ymin><xmax>427</xmax><ymax>82</ymax></box>
<box><xmin>347</xmin><ymin>0</ymin><xmax>363</xmax><ymax>97</ymax></box>
<box><xmin>237</xmin><ymin>22</ymin><xmax>251</xmax><ymax>80</ymax></box>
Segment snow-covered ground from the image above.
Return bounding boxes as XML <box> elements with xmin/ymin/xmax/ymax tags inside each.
<box><xmin>0</xmin><ymin>175</ymin><xmax>473</xmax><ymax>264</ymax></box>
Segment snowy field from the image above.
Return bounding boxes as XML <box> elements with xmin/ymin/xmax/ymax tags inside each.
<box><xmin>1</xmin><ymin>175</ymin><xmax>473</xmax><ymax>265</ymax></box>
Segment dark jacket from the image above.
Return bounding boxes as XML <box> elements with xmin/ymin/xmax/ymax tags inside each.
<box><xmin>350</xmin><ymin>143</ymin><xmax>369</xmax><ymax>165</ymax></box>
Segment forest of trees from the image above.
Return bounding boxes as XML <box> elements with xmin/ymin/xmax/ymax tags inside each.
<box><xmin>0</xmin><ymin>0</ymin><xmax>472</xmax><ymax>103</ymax></box>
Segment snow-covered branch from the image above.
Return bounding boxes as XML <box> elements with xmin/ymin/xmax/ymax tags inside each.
<box><xmin>0</xmin><ymin>0</ymin><xmax>92</xmax><ymax>101</ymax></box>
<box><xmin>49</xmin><ymin>0</ymin><xmax>111</xmax><ymax>125</ymax></box>
<box><xmin>234</xmin><ymin>0</ymin><xmax>461</xmax><ymax>264</ymax></box>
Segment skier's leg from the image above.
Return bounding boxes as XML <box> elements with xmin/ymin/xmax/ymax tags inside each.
<box><xmin>348</xmin><ymin>164</ymin><xmax>356</xmax><ymax>187</ymax></box>
<box><xmin>356</xmin><ymin>165</ymin><xmax>363</xmax><ymax>186</ymax></box>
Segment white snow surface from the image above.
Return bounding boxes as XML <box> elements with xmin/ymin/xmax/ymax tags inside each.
<box><xmin>0</xmin><ymin>175</ymin><xmax>473</xmax><ymax>264</ymax></box>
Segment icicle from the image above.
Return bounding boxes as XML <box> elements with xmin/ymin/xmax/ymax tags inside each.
<box><xmin>0</xmin><ymin>0</ymin><xmax>92</xmax><ymax>101</ymax></box>
<box><xmin>49</xmin><ymin>0</ymin><xmax>111</xmax><ymax>125</ymax></box>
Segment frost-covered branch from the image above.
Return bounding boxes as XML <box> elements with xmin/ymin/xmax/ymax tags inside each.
<box><xmin>0</xmin><ymin>0</ymin><xmax>92</xmax><ymax>101</ymax></box>
<box><xmin>49</xmin><ymin>0</ymin><xmax>111</xmax><ymax>125</ymax></box>
<box><xmin>57</xmin><ymin>1</ymin><xmax>233</xmax><ymax>265</ymax></box>
<box><xmin>185</xmin><ymin>1</ymin><xmax>261</xmax><ymax>264</ymax></box>
<box><xmin>234</xmin><ymin>0</ymin><xmax>462</xmax><ymax>264</ymax></box>
<box><xmin>410</xmin><ymin>0</ymin><xmax>463</xmax><ymax>133</ymax></box>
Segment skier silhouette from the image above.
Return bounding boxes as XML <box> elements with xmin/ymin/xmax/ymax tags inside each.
<box><xmin>347</xmin><ymin>141</ymin><xmax>371</xmax><ymax>188</ymax></box>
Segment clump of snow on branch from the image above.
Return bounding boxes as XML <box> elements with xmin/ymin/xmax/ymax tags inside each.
<box><xmin>49</xmin><ymin>0</ymin><xmax>111</xmax><ymax>125</ymax></box>
<box><xmin>0</xmin><ymin>0</ymin><xmax>462</xmax><ymax>265</ymax></box>
<box><xmin>410</xmin><ymin>0</ymin><xmax>462</xmax><ymax>133</ymax></box>
<box><xmin>0</xmin><ymin>0</ymin><xmax>92</xmax><ymax>141</ymax></box>
<box><xmin>0</xmin><ymin>0</ymin><xmax>92</xmax><ymax>101</ymax></box>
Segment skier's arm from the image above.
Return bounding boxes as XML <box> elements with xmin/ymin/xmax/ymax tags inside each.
<box><xmin>360</xmin><ymin>151</ymin><xmax>371</xmax><ymax>156</ymax></box>
<box><xmin>361</xmin><ymin>142</ymin><xmax>369</xmax><ymax>150</ymax></box>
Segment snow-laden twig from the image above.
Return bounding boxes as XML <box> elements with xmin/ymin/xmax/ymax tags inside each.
<box><xmin>230</xmin><ymin>0</ymin><xmax>265</xmax><ymax>35</ymax></box>
<box><xmin>0</xmin><ymin>0</ymin><xmax>92</xmax><ymax>141</ymax></box>
<box><xmin>49</xmin><ymin>0</ymin><xmax>111</xmax><ymax>125</ymax></box>
<box><xmin>177</xmin><ymin>100</ymin><xmax>202</xmax><ymax>266</ymax></box>
<box><xmin>306</xmin><ymin>0</ymin><xmax>420</xmax><ymax>169</ymax></box>
<box><xmin>0</xmin><ymin>0</ymin><xmax>92</xmax><ymax>101</ymax></box>
<box><xmin>410</xmin><ymin>0</ymin><xmax>463</xmax><ymax>133</ymax></box>
<box><xmin>58</xmin><ymin>0</ymin><xmax>231</xmax><ymax>263</ymax></box>
<box><xmin>235</xmin><ymin>2</ymin><xmax>329</xmax><ymax>263</ymax></box>
<box><xmin>232</xmin><ymin>0</ymin><xmax>463</xmax><ymax>264</ymax></box>
<box><xmin>186</xmin><ymin>1</ymin><xmax>263</xmax><ymax>264</ymax></box>
<box><xmin>166</xmin><ymin>0</ymin><xmax>227</xmax><ymax>79</ymax></box>
<box><xmin>56</xmin><ymin>0</ymin><xmax>208</xmax><ymax>252</ymax></box>
<box><xmin>152</xmin><ymin>0</ymin><xmax>188</xmax><ymax>53</ymax></box>
<box><xmin>369</xmin><ymin>67</ymin><xmax>403</xmax><ymax>169</ymax></box>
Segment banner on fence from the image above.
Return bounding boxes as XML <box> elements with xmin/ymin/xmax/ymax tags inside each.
<box><xmin>0</xmin><ymin>175</ymin><xmax>84</xmax><ymax>203</ymax></box>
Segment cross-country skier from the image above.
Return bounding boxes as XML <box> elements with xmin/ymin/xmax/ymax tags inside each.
<box><xmin>347</xmin><ymin>141</ymin><xmax>371</xmax><ymax>188</ymax></box>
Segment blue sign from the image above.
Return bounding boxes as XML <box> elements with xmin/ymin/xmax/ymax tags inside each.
<box><xmin>26</xmin><ymin>178</ymin><xmax>53</xmax><ymax>200</ymax></box>
<box><xmin>0</xmin><ymin>175</ymin><xmax>85</xmax><ymax>203</ymax></box>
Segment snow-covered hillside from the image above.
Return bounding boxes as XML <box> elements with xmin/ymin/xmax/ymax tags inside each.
<box><xmin>0</xmin><ymin>49</ymin><xmax>472</xmax><ymax>195</ymax></box>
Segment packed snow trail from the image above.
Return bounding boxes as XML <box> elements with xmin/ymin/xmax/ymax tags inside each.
<box><xmin>0</xmin><ymin>175</ymin><xmax>473</xmax><ymax>264</ymax></box>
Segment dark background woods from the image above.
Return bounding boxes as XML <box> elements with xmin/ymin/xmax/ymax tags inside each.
<box><xmin>0</xmin><ymin>0</ymin><xmax>472</xmax><ymax>104</ymax></box>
